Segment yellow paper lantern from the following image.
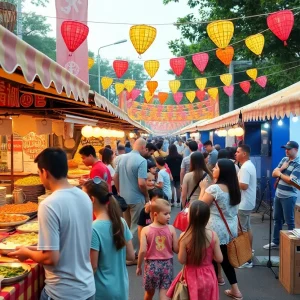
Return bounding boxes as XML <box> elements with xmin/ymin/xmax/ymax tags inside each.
<box><xmin>144</xmin><ymin>91</ymin><xmax>153</xmax><ymax>103</ymax></box>
<box><xmin>220</xmin><ymin>73</ymin><xmax>232</xmax><ymax>87</ymax></box>
<box><xmin>129</xmin><ymin>24</ymin><xmax>157</xmax><ymax>56</ymax></box>
<box><xmin>246</xmin><ymin>68</ymin><xmax>258</xmax><ymax>81</ymax></box>
<box><xmin>115</xmin><ymin>83</ymin><xmax>125</xmax><ymax>96</ymax></box>
<box><xmin>195</xmin><ymin>78</ymin><xmax>207</xmax><ymax>91</ymax></box>
<box><xmin>169</xmin><ymin>80</ymin><xmax>181</xmax><ymax>94</ymax></box>
<box><xmin>186</xmin><ymin>91</ymin><xmax>196</xmax><ymax>103</ymax></box>
<box><xmin>101</xmin><ymin>77</ymin><xmax>113</xmax><ymax>91</ymax></box>
<box><xmin>208</xmin><ymin>87</ymin><xmax>219</xmax><ymax>100</ymax></box>
<box><xmin>207</xmin><ymin>20</ymin><xmax>234</xmax><ymax>49</ymax></box>
<box><xmin>146</xmin><ymin>81</ymin><xmax>158</xmax><ymax>95</ymax></box>
<box><xmin>245</xmin><ymin>33</ymin><xmax>265</xmax><ymax>56</ymax></box>
<box><xmin>124</xmin><ymin>79</ymin><xmax>136</xmax><ymax>93</ymax></box>
<box><xmin>144</xmin><ymin>60</ymin><xmax>159</xmax><ymax>78</ymax></box>
<box><xmin>88</xmin><ymin>57</ymin><xmax>94</xmax><ymax>69</ymax></box>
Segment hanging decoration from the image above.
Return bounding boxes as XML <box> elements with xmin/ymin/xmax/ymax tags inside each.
<box><xmin>186</xmin><ymin>91</ymin><xmax>196</xmax><ymax>103</ymax></box>
<box><xmin>101</xmin><ymin>77</ymin><xmax>113</xmax><ymax>91</ymax></box>
<box><xmin>144</xmin><ymin>91</ymin><xmax>153</xmax><ymax>103</ymax></box>
<box><xmin>115</xmin><ymin>83</ymin><xmax>125</xmax><ymax>95</ymax></box>
<box><xmin>240</xmin><ymin>81</ymin><xmax>251</xmax><ymax>94</ymax></box>
<box><xmin>195</xmin><ymin>78</ymin><xmax>207</xmax><ymax>91</ymax></box>
<box><xmin>88</xmin><ymin>57</ymin><xmax>94</xmax><ymax>69</ymax></box>
<box><xmin>220</xmin><ymin>73</ymin><xmax>232</xmax><ymax>86</ymax></box>
<box><xmin>216</xmin><ymin>46</ymin><xmax>234</xmax><ymax>67</ymax></box>
<box><xmin>144</xmin><ymin>60</ymin><xmax>159</xmax><ymax>78</ymax></box>
<box><xmin>267</xmin><ymin>10</ymin><xmax>294</xmax><ymax>46</ymax></box>
<box><xmin>173</xmin><ymin>92</ymin><xmax>183</xmax><ymax>104</ymax></box>
<box><xmin>246</xmin><ymin>68</ymin><xmax>258</xmax><ymax>81</ymax></box>
<box><xmin>61</xmin><ymin>21</ymin><xmax>89</xmax><ymax>54</ymax></box>
<box><xmin>192</xmin><ymin>53</ymin><xmax>209</xmax><ymax>74</ymax></box>
<box><xmin>207</xmin><ymin>20</ymin><xmax>234</xmax><ymax>49</ymax></box>
<box><xmin>223</xmin><ymin>85</ymin><xmax>234</xmax><ymax>97</ymax></box>
<box><xmin>124</xmin><ymin>79</ymin><xmax>136</xmax><ymax>93</ymax></box>
<box><xmin>196</xmin><ymin>90</ymin><xmax>206</xmax><ymax>101</ymax></box>
<box><xmin>245</xmin><ymin>33</ymin><xmax>265</xmax><ymax>56</ymax></box>
<box><xmin>113</xmin><ymin>60</ymin><xmax>129</xmax><ymax>78</ymax></box>
<box><xmin>170</xmin><ymin>57</ymin><xmax>186</xmax><ymax>76</ymax></box>
<box><xmin>158</xmin><ymin>92</ymin><xmax>169</xmax><ymax>105</ymax></box>
<box><xmin>127</xmin><ymin>99</ymin><xmax>133</xmax><ymax>108</ymax></box>
<box><xmin>146</xmin><ymin>81</ymin><xmax>158</xmax><ymax>95</ymax></box>
<box><xmin>256</xmin><ymin>76</ymin><xmax>268</xmax><ymax>88</ymax></box>
<box><xmin>169</xmin><ymin>80</ymin><xmax>181</xmax><ymax>94</ymax></box>
<box><xmin>208</xmin><ymin>88</ymin><xmax>218</xmax><ymax>100</ymax></box>
<box><xmin>129</xmin><ymin>24</ymin><xmax>157</xmax><ymax>56</ymax></box>
<box><xmin>130</xmin><ymin>89</ymin><xmax>141</xmax><ymax>101</ymax></box>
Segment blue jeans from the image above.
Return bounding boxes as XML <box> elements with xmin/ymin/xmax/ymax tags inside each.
<box><xmin>272</xmin><ymin>196</ymin><xmax>297</xmax><ymax>245</ymax></box>
<box><xmin>40</xmin><ymin>288</ymin><xmax>95</xmax><ymax>300</ymax></box>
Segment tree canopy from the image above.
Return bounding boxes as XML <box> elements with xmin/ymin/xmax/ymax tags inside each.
<box><xmin>163</xmin><ymin>0</ymin><xmax>300</xmax><ymax>114</ymax></box>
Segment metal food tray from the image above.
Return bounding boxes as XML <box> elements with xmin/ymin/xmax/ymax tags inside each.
<box><xmin>0</xmin><ymin>215</ymin><xmax>30</xmax><ymax>228</ymax></box>
<box><xmin>0</xmin><ymin>262</ymin><xmax>31</xmax><ymax>285</ymax></box>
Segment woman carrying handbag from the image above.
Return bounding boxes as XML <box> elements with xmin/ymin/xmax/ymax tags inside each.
<box><xmin>167</xmin><ymin>201</ymin><xmax>223</xmax><ymax>300</ymax></box>
<box><xmin>199</xmin><ymin>159</ymin><xmax>243</xmax><ymax>300</ymax></box>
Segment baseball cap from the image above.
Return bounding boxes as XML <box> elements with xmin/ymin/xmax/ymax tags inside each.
<box><xmin>281</xmin><ymin>141</ymin><xmax>299</xmax><ymax>150</ymax></box>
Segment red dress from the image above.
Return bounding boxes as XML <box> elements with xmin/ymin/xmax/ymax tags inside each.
<box><xmin>167</xmin><ymin>232</ymin><xmax>218</xmax><ymax>300</ymax></box>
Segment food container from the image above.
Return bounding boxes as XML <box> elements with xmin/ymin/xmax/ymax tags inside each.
<box><xmin>0</xmin><ymin>263</ymin><xmax>31</xmax><ymax>285</ymax></box>
<box><xmin>16</xmin><ymin>221</ymin><xmax>39</xmax><ymax>233</ymax></box>
<box><xmin>0</xmin><ymin>214</ymin><xmax>30</xmax><ymax>228</ymax></box>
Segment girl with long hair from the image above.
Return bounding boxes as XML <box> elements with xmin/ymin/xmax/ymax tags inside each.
<box><xmin>167</xmin><ymin>201</ymin><xmax>223</xmax><ymax>299</ymax></box>
<box><xmin>181</xmin><ymin>152</ymin><xmax>213</xmax><ymax>207</ymax></box>
<box><xmin>83</xmin><ymin>178</ymin><xmax>135</xmax><ymax>300</ymax></box>
<box><xmin>166</xmin><ymin>144</ymin><xmax>183</xmax><ymax>207</ymax></box>
<box><xmin>101</xmin><ymin>147</ymin><xmax>117</xmax><ymax>193</ymax></box>
<box><xmin>199</xmin><ymin>159</ymin><xmax>243</xmax><ymax>300</ymax></box>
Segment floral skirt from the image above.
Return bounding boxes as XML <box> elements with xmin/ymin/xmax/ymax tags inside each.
<box><xmin>144</xmin><ymin>258</ymin><xmax>173</xmax><ymax>291</ymax></box>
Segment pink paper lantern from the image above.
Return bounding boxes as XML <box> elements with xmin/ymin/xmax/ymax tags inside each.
<box><xmin>240</xmin><ymin>81</ymin><xmax>251</xmax><ymax>94</ymax></box>
<box><xmin>170</xmin><ymin>57</ymin><xmax>186</xmax><ymax>76</ymax></box>
<box><xmin>223</xmin><ymin>85</ymin><xmax>234</xmax><ymax>97</ymax></box>
<box><xmin>192</xmin><ymin>53</ymin><xmax>209</xmax><ymax>74</ymax></box>
<box><xmin>131</xmin><ymin>89</ymin><xmax>141</xmax><ymax>101</ymax></box>
<box><xmin>256</xmin><ymin>76</ymin><xmax>267</xmax><ymax>88</ymax></box>
<box><xmin>173</xmin><ymin>92</ymin><xmax>183</xmax><ymax>104</ymax></box>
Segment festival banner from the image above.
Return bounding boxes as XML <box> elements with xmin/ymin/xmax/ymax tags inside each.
<box><xmin>56</xmin><ymin>0</ymin><xmax>89</xmax><ymax>82</ymax></box>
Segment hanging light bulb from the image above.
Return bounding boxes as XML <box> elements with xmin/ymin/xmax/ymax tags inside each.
<box><xmin>278</xmin><ymin>119</ymin><xmax>283</xmax><ymax>126</ymax></box>
<box><xmin>292</xmin><ymin>116</ymin><xmax>298</xmax><ymax>122</ymax></box>
<box><xmin>234</xmin><ymin>127</ymin><xmax>244</xmax><ymax>136</ymax></box>
<box><xmin>81</xmin><ymin>126</ymin><xmax>93</xmax><ymax>138</ymax></box>
<box><xmin>228</xmin><ymin>128</ymin><xmax>236</xmax><ymax>136</ymax></box>
<box><xmin>93</xmin><ymin>127</ymin><xmax>102</xmax><ymax>138</ymax></box>
<box><xmin>263</xmin><ymin>123</ymin><xmax>270</xmax><ymax>129</ymax></box>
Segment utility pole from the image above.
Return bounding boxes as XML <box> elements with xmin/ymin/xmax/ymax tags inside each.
<box><xmin>229</xmin><ymin>60</ymin><xmax>252</xmax><ymax>111</ymax></box>
<box><xmin>17</xmin><ymin>0</ymin><xmax>22</xmax><ymax>39</ymax></box>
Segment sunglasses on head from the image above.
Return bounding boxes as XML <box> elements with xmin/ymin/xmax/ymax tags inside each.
<box><xmin>91</xmin><ymin>176</ymin><xmax>103</xmax><ymax>184</ymax></box>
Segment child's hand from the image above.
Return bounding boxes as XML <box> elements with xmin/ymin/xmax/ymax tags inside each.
<box><xmin>136</xmin><ymin>267</ymin><xmax>142</xmax><ymax>276</ymax></box>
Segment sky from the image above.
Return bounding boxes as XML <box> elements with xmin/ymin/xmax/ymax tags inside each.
<box><xmin>25</xmin><ymin>0</ymin><xmax>193</xmax><ymax>90</ymax></box>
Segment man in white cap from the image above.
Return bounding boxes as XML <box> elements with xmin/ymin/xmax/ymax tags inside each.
<box><xmin>264</xmin><ymin>141</ymin><xmax>300</xmax><ymax>249</ymax></box>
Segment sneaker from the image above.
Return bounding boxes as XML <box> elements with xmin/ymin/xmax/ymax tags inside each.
<box><xmin>263</xmin><ymin>242</ymin><xmax>279</xmax><ymax>250</ymax></box>
<box><xmin>176</xmin><ymin>203</ymin><xmax>180</xmax><ymax>208</ymax></box>
<box><xmin>238</xmin><ymin>262</ymin><xmax>253</xmax><ymax>269</ymax></box>
<box><xmin>252</xmin><ymin>249</ymin><xmax>255</xmax><ymax>254</ymax></box>
<box><xmin>126</xmin><ymin>258</ymin><xmax>138</xmax><ymax>266</ymax></box>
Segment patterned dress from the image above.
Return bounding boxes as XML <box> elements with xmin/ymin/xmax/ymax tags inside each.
<box><xmin>167</xmin><ymin>232</ymin><xmax>218</xmax><ymax>300</ymax></box>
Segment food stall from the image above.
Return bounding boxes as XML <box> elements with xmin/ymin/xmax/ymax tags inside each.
<box><xmin>0</xmin><ymin>23</ymin><xmax>150</xmax><ymax>298</ymax></box>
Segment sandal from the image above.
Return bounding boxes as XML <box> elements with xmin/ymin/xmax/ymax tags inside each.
<box><xmin>224</xmin><ymin>290</ymin><xmax>243</xmax><ymax>300</ymax></box>
<box><xmin>218</xmin><ymin>277</ymin><xmax>225</xmax><ymax>286</ymax></box>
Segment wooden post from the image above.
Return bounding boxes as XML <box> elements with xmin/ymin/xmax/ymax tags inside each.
<box><xmin>10</xmin><ymin>133</ymin><xmax>13</xmax><ymax>192</ymax></box>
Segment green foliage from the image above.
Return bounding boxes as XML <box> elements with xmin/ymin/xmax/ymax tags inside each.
<box><xmin>163</xmin><ymin>0</ymin><xmax>300</xmax><ymax>114</ymax></box>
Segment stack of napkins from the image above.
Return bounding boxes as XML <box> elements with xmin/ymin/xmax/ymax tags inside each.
<box><xmin>292</xmin><ymin>229</ymin><xmax>300</xmax><ymax>238</ymax></box>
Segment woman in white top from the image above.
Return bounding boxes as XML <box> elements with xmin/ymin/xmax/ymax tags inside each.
<box><xmin>199</xmin><ymin>159</ymin><xmax>243</xmax><ymax>300</ymax></box>
<box><xmin>102</xmin><ymin>147</ymin><xmax>116</xmax><ymax>192</ymax></box>
<box><xmin>181</xmin><ymin>152</ymin><xmax>213</xmax><ymax>207</ymax></box>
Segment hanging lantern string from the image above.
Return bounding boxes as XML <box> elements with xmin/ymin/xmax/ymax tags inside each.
<box><xmin>89</xmin><ymin>59</ymin><xmax>300</xmax><ymax>82</ymax></box>
<box><xmin>128</xmin><ymin>64</ymin><xmax>300</xmax><ymax>96</ymax></box>
<box><xmin>21</xmin><ymin>6</ymin><xmax>300</xmax><ymax>26</ymax></box>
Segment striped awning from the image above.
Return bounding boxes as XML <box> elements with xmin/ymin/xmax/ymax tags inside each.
<box><xmin>0</xmin><ymin>25</ymin><xmax>90</xmax><ymax>103</ymax></box>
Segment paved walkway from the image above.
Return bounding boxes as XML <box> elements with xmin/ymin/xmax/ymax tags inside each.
<box><xmin>128</xmin><ymin>207</ymin><xmax>299</xmax><ymax>300</ymax></box>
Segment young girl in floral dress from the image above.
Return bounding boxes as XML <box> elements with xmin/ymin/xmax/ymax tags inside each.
<box><xmin>137</xmin><ymin>199</ymin><xmax>178</xmax><ymax>300</ymax></box>
<box><xmin>167</xmin><ymin>201</ymin><xmax>223</xmax><ymax>300</ymax></box>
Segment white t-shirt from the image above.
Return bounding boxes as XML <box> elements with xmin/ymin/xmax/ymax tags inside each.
<box><xmin>238</xmin><ymin>160</ymin><xmax>257</xmax><ymax>210</ymax></box>
<box><xmin>176</xmin><ymin>144</ymin><xmax>185</xmax><ymax>154</ymax></box>
<box><xmin>38</xmin><ymin>187</ymin><xmax>95</xmax><ymax>300</ymax></box>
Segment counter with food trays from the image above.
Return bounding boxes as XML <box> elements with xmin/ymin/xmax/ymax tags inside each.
<box><xmin>0</xmin><ymin>202</ymin><xmax>44</xmax><ymax>299</ymax></box>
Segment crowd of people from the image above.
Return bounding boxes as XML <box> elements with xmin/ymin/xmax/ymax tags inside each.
<box><xmin>7</xmin><ymin>136</ymin><xmax>300</xmax><ymax>300</ymax></box>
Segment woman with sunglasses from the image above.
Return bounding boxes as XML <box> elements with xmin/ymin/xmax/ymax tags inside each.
<box><xmin>83</xmin><ymin>177</ymin><xmax>135</xmax><ymax>300</ymax></box>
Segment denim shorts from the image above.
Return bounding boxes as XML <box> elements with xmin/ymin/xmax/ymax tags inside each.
<box><xmin>40</xmin><ymin>288</ymin><xmax>95</xmax><ymax>300</ymax></box>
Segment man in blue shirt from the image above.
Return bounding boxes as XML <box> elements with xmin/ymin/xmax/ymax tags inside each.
<box><xmin>264</xmin><ymin>141</ymin><xmax>300</xmax><ymax>249</ymax></box>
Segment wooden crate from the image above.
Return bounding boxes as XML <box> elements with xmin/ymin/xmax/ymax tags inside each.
<box><xmin>279</xmin><ymin>231</ymin><xmax>300</xmax><ymax>294</ymax></box>
<box><xmin>295</xmin><ymin>204</ymin><xmax>300</xmax><ymax>229</ymax></box>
